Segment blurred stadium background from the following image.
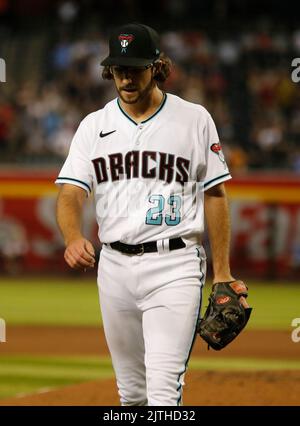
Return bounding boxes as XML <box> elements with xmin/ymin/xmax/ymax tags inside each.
<box><xmin>0</xmin><ymin>0</ymin><xmax>300</xmax><ymax>405</ymax></box>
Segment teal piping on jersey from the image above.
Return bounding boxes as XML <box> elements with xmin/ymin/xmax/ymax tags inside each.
<box><xmin>204</xmin><ymin>172</ymin><xmax>231</xmax><ymax>189</ymax></box>
<box><xmin>56</xmin><ymin>177</ymin><xmax>92</xmax><ymax>193</ymax></box>
<box><xmin>176</xmin><ymin>255</ymin><xmax>204</xmax><ymax>405</ymax></box>
<box><xmin>117</xmin><ymin>93</ymin><xmax>167</xmax><ymax>125</ymax></box>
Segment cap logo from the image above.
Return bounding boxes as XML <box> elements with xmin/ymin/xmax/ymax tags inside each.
<box><xmin>118</xmin><ymin>34</ymin><xmax>134</xmax><ymax>53</ymax></box>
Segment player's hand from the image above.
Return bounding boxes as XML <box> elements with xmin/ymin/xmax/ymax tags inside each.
<box><xmin>64</xmin><ymin>238</ymin><xmax>95</xmax><ymax>270</ymax></box>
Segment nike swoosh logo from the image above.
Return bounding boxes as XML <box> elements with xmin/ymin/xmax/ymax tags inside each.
<box><xmin>100</xmin><ymin>130</ymin><xmax>116</xmax><ymax>138</ymax></box>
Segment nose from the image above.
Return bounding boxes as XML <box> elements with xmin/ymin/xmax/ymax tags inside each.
<box><xmin>120</xmin><ymin>75</ymin><xmax>134</xmax><ymax>88</ymax></box>
<box><xmin>122</xmin><ymin>69</ymin><xmax>134</xmax><ymax>80</ymax></box>
<box><xmin>121</xmin><ymin>75</ymin><xmax>133</xmax><ymax>83</ymax></box>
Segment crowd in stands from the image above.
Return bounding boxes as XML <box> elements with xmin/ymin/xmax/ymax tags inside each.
<box><xmin>1</xmin><ymin>25</ymin><xmax>300</xmax><ymax>172</ymax></box>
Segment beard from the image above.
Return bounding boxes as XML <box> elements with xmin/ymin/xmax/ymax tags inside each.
<box><xmin>117</xmin><ymin>78</ymin><xmax>155</xmax><ymax>104</ymax></box>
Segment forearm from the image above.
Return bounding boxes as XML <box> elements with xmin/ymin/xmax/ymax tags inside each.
<box><xmin>56</xmin><ymin>186</ymin><xmax>85</xmax><ymax>245</ymax></box>
<box><xmin>204</xmin><ymin>184</ymin><xmax>234</xmax><ymax>283</ymax></box>
<box><xmin>56</xmin><ymin>184</ymin><xmax>95</xmax><ymax>269</ymax></box>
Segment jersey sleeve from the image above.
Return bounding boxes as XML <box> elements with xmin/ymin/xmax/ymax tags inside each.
<box><xmin>200</xmin><ymin>111</ymin><xmax>232</xmax><ymax>191</ymax></box>
<box><xmin>55</xmin><ymin>118</ymin><xmax>93</xmax><ymax>195</ymax></box>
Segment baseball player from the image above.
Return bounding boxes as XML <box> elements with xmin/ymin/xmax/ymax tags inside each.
<box><xmin>56</xmin><ymin>23</ymin><xmax>234</xmax><ymax>406</ymax></box>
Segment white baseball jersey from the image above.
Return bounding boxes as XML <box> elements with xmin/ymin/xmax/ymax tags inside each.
<box><xmin>55</xmin><ymin>93</ymin><xmax>231</xmax><ymax>244</ymax></box>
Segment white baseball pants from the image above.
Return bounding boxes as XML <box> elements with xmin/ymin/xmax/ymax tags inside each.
<box><xmin>97</xmin><ymin>239</ymin><xmax>206</xmax><ymax>406</ymax></box>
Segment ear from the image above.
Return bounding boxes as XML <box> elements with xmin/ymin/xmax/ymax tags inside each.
<box><xmin>108</xmin><ymin>66</ymin><xmax>115</xmax><ymax>80</ymax></box>
<box><xmin>153</xmin><ymin>61</ymin><xmax>162</xmax><ymax>76</ymax></box>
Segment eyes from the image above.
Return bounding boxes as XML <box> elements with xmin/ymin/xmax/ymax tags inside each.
<box><xmin>110</xmin><ymin>64</ymin><xmax>153</xmax><ymax>77</ymax></box>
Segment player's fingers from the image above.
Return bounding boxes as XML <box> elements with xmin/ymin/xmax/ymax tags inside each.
<box><xmin>64</xmin><ymin>250</ymin><xmax>81</xmax><ymax>269</ymax></box>
<box><xmin>84</xmin><ymin>240</ymin><xmax>95</xmax><ymax>258</ymax></box>
<box><xmin>73</xmin><ymin>246</ymin><xmax>95</xmax><ymax>265</ymax></box>
<box><xmin>64</xmin><ymin>238</ymin><xmax>95</xmax><ymax>268</ymax></box>
<box><xmin>65</xmin><ymin>247</ymin><xmax>94</xmax><ymax>268</ymax></box>
<box><xmin>67</xmin><ymin>240</ymin><xmax>94</xmax><ymax>264</ymax></box>
<box><xmin>73</xmin><ymin>251</ymin><xmax>95</xmax><ymax>267</ymax></box>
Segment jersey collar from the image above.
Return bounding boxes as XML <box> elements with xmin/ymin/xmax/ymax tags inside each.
<box><xmin>117</xmin><ymin>92</ymin><xmax>167</xmax><ymax>125</ymax></box>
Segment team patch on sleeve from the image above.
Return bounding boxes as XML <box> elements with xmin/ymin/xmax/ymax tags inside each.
<box><xmin>210</xmin><ymin>142</ymin><xmax>226</xmax><ymax>165</ymax></box>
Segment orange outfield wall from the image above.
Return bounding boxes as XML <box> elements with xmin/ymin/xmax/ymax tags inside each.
<box><xmin>0</xmin><ymin>170</ymin><xmax>299</xmax><ymax>201</ymax></box>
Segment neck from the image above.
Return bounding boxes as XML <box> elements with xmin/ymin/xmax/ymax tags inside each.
<box><xmin>119</xmin><ymin>86</ymin><xmax>164</xmax><ymax>123</ymax></box>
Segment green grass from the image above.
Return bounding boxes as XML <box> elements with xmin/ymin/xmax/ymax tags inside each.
<box><xmin>189</xmin><ymin>358</ymin><xmax>300</xmax><ymax>371</ymax></box>
<box><xmin>236</xmin><ymin>284</ymin><xmax>300</xmax><ymax>330</ymax></box>
<box><xmin>0</xmin><ymin>278</ymin><xmax>299</xmax><ymax>329</ymax></box>
<box><xmin>0</xmin><ymin>355</ymin><xmax>113</xmax><ymax>399</ymax></box>
<box><xmin>0</xmin><ymin>278</ymin><xmax>102</xmax><ymax>326</ymax></box>
<box><xmin>1</xmin><ymin>354</ymin><xmax>300</xmax><ymax>400</ymax></box>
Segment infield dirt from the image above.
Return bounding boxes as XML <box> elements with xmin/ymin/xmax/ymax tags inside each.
<box><xmin>0</xmin><ymin>326</ymin><xmax>299</xmax><ymax>406</ymax></box>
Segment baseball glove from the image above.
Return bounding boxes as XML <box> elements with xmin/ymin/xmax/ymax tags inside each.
<box><xmin>197</xmin><ymin>280</ymin><xmax>252</xmax><ymax>350</ymax></box>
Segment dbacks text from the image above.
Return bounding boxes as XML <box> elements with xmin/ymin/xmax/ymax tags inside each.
<box><xmin>92</xmin><ymin>150</ymin><xmax>190</xmax><ymax>185</ymax></box>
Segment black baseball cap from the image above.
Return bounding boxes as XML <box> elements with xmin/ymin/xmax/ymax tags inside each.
<box><xmin>101</xmin><ymin>23</ymin><xmax>160</xmax><ymax>67</ymax></box>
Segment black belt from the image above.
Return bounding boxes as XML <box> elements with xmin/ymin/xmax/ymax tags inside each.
<box><xmin>106</xmin><ymin>237</ymin><xmax>186</xmax><ymax>255</ymax></box>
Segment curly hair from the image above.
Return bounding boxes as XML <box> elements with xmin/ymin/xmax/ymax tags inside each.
<box><xmin>101</xmin><ymin>52</ymin><xmax>172</xmax><ymax>82</ymax></box>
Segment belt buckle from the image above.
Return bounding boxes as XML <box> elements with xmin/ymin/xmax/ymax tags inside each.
<box><xmin>136</xmin><ymin>244</ymin><xmax>144</xmax><ymax>256</ymax></box>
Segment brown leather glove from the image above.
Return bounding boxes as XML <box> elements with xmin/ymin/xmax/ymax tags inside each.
<box><xmin>197</xmin><ymin>280</ymin><xmax>252</xmax><ymax>350</ymax></box>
